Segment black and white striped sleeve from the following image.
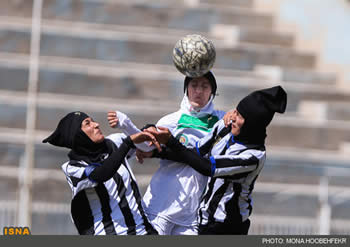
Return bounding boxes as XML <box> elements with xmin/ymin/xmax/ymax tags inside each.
<box><xmin>210</xmin><ymin>151</ymin><xmax>261</xmax><ymax>178</ymax></box>
<box><xmin>62</xmin><ymin>161</ymin><xmax>98</xmax><ymax>196</ymax></box>
<box><xmin>163</xmin><ymin>136</ymin><xmax>264</xmax><ymax>178</ymax></box>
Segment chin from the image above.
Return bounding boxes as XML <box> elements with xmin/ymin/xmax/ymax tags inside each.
<box><xmin>190</xmin><ymin>101</ymin><xmax>200</xmax><ymax>108</ymax></box>
<box><xmin>231</xmin><ymin>130</ymin><xmax>240</xmax><ymax>136</ymax></box>
<box><xmin>96</xmin><ymin>136</ymin><xmax>105</xmax><ymax>143</ymax></box>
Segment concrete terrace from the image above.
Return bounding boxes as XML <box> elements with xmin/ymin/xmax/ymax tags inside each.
<box><xmin>0</xmin><ymin>0</ymin><xmax>349</xmax><ymax>234</ymax></box>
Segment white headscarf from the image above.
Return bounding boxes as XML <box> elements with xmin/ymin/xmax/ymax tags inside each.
<box><xmin>180</xmin><ymin>91</ymin><xmax>215</xmax><ymax>118</ymax></box>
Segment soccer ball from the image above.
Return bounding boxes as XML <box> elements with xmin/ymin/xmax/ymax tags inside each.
<box><xmin>172</xmin><ymin>34</ymin><xmax>216</xmax><ymax>78</ymax></box>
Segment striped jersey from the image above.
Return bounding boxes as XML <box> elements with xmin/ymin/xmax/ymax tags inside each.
<box><xmin>62</xmin><ymin>134</ymin><xmax>155</xmax><ymax>235</ymax></box>
<box><xmin>196</xmin><ymin>120</ymin><xmax>266</xmax><ymax>225</ymax></box>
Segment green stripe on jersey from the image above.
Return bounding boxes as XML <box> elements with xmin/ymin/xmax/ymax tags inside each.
<box><xmin>177</xmin><ymin>114</ymin><xmax>219</xmax><ymax>132</ymax></box>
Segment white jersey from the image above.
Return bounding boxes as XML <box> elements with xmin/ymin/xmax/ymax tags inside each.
<box><xmin>143</xmin><ymin>95</ymin><xmax>225</xmax><ymax>226</ymax></box>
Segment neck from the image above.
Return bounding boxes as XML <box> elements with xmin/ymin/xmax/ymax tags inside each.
<box><xmin>180</xmin><ymin>94</ymin><xmax>215</xmax><ymax>117</ymax></box>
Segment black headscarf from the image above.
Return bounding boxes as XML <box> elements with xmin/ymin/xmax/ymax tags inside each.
<box><xmin>42</xmin><ymin>111</ymin><xmax>110</xmax><ymax>163</ymax></box>
<box><xmin>184</xmin><ymin>71</ymin><xmax>217</xmax><ymax>97</ymax></box>
<box><xmin>235</xmin><ymin>86</ymin><xmax>287</xmax><ymax>145</ymax></box>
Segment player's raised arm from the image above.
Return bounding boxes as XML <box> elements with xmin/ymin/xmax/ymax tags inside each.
<box><xmin>107</xmin><ymin>111</ymin><xmax>119</xmax><ymax>128</ymax></box>
<box><xmin>107</xmin><ymin>110</ymin><xmax>157</xmax><ymax>152</ymax></box>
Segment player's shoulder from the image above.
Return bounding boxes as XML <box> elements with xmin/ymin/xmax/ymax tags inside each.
<box><xmin>229</xmin><ymin>144</ymin><xmax>266</xmax><ymax>160</ymax></box>
<box><xmin>156</xmin><ymin>110</ymin><xmax>181</xmax><ymax>127</ymax></box>
<box><xmin>212</xmin><ymin>109</ymin><xmax>226</xmax><ymax>119</ymax></box>
<box><xmin>61</xmin><ymin>160</ymin><xmax>87</xmax><ymax>177</ymax></box>
<box><xmin>106</xmin><ymin>133</ymin><xmax>127</xmax><ymax>147</ymax></box>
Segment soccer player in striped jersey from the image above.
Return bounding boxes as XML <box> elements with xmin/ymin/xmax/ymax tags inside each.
<box><xmin>145</xmin><ymin>86</ymin><xmax>287</xmax><ymax>234</ymax></box>
<box><xmin>42</xmin><ymin>111</ymin><xmax>159</xmax><ymax>235</ymax></box>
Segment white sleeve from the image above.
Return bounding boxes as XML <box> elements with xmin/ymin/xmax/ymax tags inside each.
<box><xmin>113</xmin><ymin>111</ymin><xmax>156</xmax><ymax>152</ymax></box>
<box><xmin>115</xmin><ymin>111</ymin><xmax>141</xmax><ymax>135</ymax></box>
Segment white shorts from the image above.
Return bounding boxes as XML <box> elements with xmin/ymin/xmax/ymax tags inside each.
<box><xmin>147</xmin><ymin>214</ymin><xmax>198</xmax><ymax>235</ymax></box>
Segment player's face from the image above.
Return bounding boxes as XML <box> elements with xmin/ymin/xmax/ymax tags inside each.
<box><xmin>81</xmin><ymin>117</ymin><xmax>105</xmax><ymax>143</ymax></box>
<box><xmin>229</xmin><ymin>109</ymin><xmax>245</xmax><ymax>136</ymax></box>
<box><xmin>187</xmin><ymin>77</ymin><xmax>212</xmax><ymax>109</ymax></box>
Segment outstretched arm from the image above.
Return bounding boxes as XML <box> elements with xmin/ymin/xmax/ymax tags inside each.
<box><xmin>87</xmin><ymin>136</ymin><xmax>135</xmax><ymax>183</ymax></box>
<box><xmin>158</xmin><ymin>135</ymin><xmax>213</xmax><ymax>176</ymax></box>
<box><xmin>87</xmin><ymin>132</ymin><xmax>160</xmax><ymax>183</ymax></box>
<box><xmin>107</xmin><ymin>110</ymin><xmax>157</xmax><ymax>152</ymax></box>
<box><xmin>147</xmin><ymin>127</ymin><xmax>212</xmax><ymax>176</ymax></box>
<box><xmin>148</xmin><ymin>127</ymin><xmax>260</xmax><ymax>178</ymax></box>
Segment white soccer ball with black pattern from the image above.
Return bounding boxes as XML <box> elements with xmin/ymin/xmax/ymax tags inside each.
<box><xmin>172</xmin><ymin>34</ymin><xmax>216</xmax><ymax>78</ymax></box>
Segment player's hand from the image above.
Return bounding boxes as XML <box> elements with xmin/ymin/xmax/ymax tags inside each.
<box><xmin>135</xmin><ymin>149</ymin><xmax>154</xmax><ymax>164</ymax></box>
<box><xmin>143</xmin><ymin>126</ymin><xmax>157</xmax><ymax>146</ymax></box>
<box><xmin>130</xmin><ymin>132</ymin><xmax>162</xmax><ymax>152</ymax></box>
<box><xmin>107</xmin><ymin>111</ymin><xmax>119</xmax><ymax>128</ymax></box>
<box><xmin>223</xmin><ymin>110</ymin><xmax>235</xmax><ymax>127</ymax></box>
<box><xmin>145</xmin><ymin>126</ymin><xmax>172</xmax><ymax>145</ymax></box>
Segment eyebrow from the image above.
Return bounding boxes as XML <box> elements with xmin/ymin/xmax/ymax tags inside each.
<box><xmin>191</xmin><ymin>80</ymin><xmax>209</xmax><ymax>85</ymax></box>
<box><xmin>83</xmin><ymin>118</ymin><xmax>91</xmax><ymax>124</ymax></box>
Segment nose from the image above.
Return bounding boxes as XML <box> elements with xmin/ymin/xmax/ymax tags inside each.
<box><xmin>193</xmin><ymin>86</ymin><xmax>203</xmax><ymax>93</ymax></box>
<box><xmin>93</xmin><ymin>121</ymin><xmax>99</xmax><ymax>128</ymax></box>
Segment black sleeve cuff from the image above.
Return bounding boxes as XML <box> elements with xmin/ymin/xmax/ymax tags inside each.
<box><xmin>166</xmin><ymin>135</ymin><xmax>180</xmax><ymax>148</ymax></box>
<box><xmin>140</xmin><ymin>124</ymin><xmax>156</xmax><ymax>131</ymax></box>
<box><xmin>124</xmin><ymin>135</ymin><xmax>136</xmax><ymax>149</ymax></box>
<box><xmin>152</xmin><ymin>149</ymin><xmax>162</xmax><ymax>158</ymax></box>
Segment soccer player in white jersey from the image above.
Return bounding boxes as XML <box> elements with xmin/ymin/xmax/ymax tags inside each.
<box><xmin>43</xmin><ymin>111</ymin><xmax>160</xmax><ymax>235</ymax></box>
<box><xmin>108</xmin><ymin>71</ymin><xmax>225</xmax><ymax>235</ymax></box>
<box><xmin>145</xmin><ymin>86</ymin><xmax>287</xmax><ymax>234</ymax></box>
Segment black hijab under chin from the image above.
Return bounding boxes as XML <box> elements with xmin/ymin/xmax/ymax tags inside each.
<box><xmin>68</xmin><ymin>128</ymin><xmax>110</xmax><ymax>164</ymax></box>
<box><xmin>235</xmin><ymin>123</ymin><xmax>267</xmax><ymax>145</ymax></box>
